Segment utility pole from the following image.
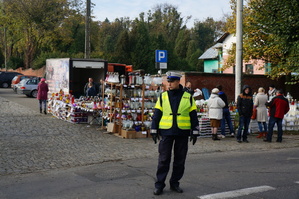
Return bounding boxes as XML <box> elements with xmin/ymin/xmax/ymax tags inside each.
<box><xmin>85</xmin><ymin>0</ymin><xmax>91</xmax><ymax>59</ymax></box>
<box><xmin>4</xmin><ymin>27</ymin><xmax>7</xmax><ymax>71</ymax></box>
<box><xmin>235</xmin><ymin>0</ymin><xmax>243</xmax><ymax>101</ymax></box>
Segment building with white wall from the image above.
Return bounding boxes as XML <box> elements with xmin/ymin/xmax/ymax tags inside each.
<box><xmin>199</xmin><ymin>33</ymin><xmax>270</xmax><ymax>74</ymax></box>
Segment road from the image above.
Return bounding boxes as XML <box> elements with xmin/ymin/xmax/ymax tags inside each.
<box><xmin>1</xmin><ymin>149</ymin><xmax>298</xmax><ymax>199</ymax></box>
<box><xmin>0</xmin><ymin>88</ymin><xmax>299</xmax><ymax>199</ymax></box>
<box><xmin>0</xmin><ymin>87</ymin><xmax>38</xmax><ymax>111</ymax></box>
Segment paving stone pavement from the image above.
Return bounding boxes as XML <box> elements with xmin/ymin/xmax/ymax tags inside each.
<box><xmin>1</xmin><ymin>96</ymin><xmax>299</xmax><ymax>176</ymax></box>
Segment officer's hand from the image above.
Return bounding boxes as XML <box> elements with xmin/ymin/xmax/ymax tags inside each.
<box><xmin>150</xmin><ymin>129</ymin><xmax>160</xmax><ymax>144</ymax></box>
<box><xmin>190</xmin><ymin>130</ymin><xmax>199</xmax><ymax>145</ymax></box>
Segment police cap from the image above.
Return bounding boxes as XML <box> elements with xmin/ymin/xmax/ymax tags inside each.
<box><xmin>166</xmin><ymin>71</ymin><xmax>182</xmax><ymax>82</ymax></box>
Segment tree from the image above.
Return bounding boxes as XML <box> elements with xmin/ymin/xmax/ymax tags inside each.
<box><xmin>130</xmin><ymin>18</ymin><xmax>152</xmax><ymax>71</ymax></box>
<box><xmin>0</xmin><ymin>0</ymin><xmax>70</xmax><ymax>68</ymax></box>
<box><xmin>114</xmin><ymin>30</ymin><xmax>131</xmax><ymax>64</ymax></box>
<box><xmin>226</xmin><ymin>0</ymin><xmax>299</xmax><ymax>83</ymax></box>
<box><xmin>193</xmin><ymin>17</ymin><xmax>225</xmax><ymax>52</ymax></box>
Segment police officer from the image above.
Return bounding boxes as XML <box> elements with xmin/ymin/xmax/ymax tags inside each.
<box><xmin>150</xmin><ymin>71</ymin><xmax>199</xmax><ymax>195</ymax></box>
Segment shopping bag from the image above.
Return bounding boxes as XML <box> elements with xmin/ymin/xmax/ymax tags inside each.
<box><xmin>251</xmin><ymin>108</ymin><xmax>257</xmax><ymax>120</ymax></box>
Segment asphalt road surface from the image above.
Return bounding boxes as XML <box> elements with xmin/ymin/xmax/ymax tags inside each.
<box><xmin>0</xmin><ymin>149</ymin><xmax>298</xmax><ymax>199</ymax></box>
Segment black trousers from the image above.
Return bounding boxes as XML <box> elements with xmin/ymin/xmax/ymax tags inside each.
<box><xmin>155</xmin><ymin>135</ymin><xmax>189</xmax><ymax>189</ymax></box>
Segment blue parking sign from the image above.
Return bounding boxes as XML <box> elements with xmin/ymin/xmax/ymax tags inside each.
<box><xmin>155</xmin><ymin>50</ymin><xmax>167</xmax><ymax>63</ymax></box>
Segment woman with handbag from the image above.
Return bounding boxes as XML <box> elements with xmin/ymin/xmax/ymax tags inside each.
<box><xmin>254</xmin><ymin>87</ymin><xmax>268</xmax><ymax>138</ymax></box>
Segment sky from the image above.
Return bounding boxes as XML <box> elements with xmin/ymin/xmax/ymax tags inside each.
<box><xmin>92</xmin><ymin>0</ymin><xmax>232</xmax><ymax>28</ymax></box>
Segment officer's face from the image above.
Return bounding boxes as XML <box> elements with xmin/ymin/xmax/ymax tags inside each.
<box><xmin>168</xmin><ymin>80</ymin><xmax>180</xmax><ymax>90</ymax></box>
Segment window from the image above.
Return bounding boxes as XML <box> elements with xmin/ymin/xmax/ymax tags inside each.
<box><xmin>245</xmin><ymin>64</ymin><xmax>253</xmax><ymax>74</ymax></box>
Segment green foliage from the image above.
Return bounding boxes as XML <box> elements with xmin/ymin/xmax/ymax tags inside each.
<box><xmin>226</xmin><ymin>0</ymin><xmax>299</xmax><ymax>83</ymax></box>
<box><xmin>32</xmin><ymin>51</ymin><xmax>72</xmax><ymax>69</ymax></box>
<box><xmin>6</xmin><ymin>56</ymin><xmax>23</xmax><ymax>70</ymax></box>
<box><xmin>0</xmin><ymin>1</ymin><xmax>226</xmax><ymax>75</ymax></box>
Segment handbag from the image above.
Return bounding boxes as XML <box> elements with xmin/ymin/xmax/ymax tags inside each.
<box><xmin>251</xmin><ymin>107</ymin><xmax>257</xmax><ymax>120</ymax></box>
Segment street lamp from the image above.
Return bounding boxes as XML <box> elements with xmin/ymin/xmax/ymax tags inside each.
<box><xmin>235</xmin><ymin>0</ymin><xmax>243</xmax><ymax>101</ymax></box>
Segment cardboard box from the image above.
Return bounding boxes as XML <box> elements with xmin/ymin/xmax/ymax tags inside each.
<box><xmin>136</xmin><ymin>131</ymin><xmax>148</xmax><ymax>138</ymax></box>
<box><xmin>107</xmin><ymin>122</ymin><xmax>115</xmax><ymax>133</ymax></box>
<box><xmin>121</xmin><ymin>129</ymin><xmax>136</xmax><ymax>139</ymax></box>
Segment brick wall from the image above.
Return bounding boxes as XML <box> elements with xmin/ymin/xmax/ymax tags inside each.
<box><xmin>183</xmin><ymin>72</ymin><xmax>298</xmax><ymax>102</ymax></box>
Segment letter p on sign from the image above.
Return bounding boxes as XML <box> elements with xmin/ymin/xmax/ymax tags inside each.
<box><xmin>155</xmin><ymin>50</ymin><xmax>167</xmax><ymax>63</ymax></box>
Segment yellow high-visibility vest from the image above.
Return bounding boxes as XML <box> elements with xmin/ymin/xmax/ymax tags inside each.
<box><xmin>155</xmin><ymin>91</ymin><xmax>196</xmax><ymax>129</ymax></box>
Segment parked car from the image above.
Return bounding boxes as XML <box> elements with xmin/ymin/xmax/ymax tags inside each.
<box><xmin>16</xmin><ymin>77</ymin><xmax>41</xmax><ymax>98</ymax></box>
<box><xmin>11</xmin><ymin>75</ymin><xmax>38</xmax><ymax>92</ymax></box>
<box><xmin>0</xmin><ymin>72</ymin><xmax>23</xmax><ymax>88</ymax></box>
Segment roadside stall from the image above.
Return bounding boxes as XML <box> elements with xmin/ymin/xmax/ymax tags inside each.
<box><xmin>47</xmin><ymin>71</ymin><xmax>299</xmax><ymax>138</ymax></box>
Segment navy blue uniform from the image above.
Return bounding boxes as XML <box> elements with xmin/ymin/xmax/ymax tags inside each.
<box><xmin>151</xmin><ymin>84</ymin><xmax>198</xmax><ymax>189</ymax></box>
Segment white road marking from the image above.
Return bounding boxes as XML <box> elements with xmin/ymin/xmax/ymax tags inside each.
<box><xmin>198</xmin><ymin>185</ymin><xmax>276</xmax><ymax>199</ymax></box>
<box><xmin>295</xmin><ymin>181</ymin><xmax>299</xmax><ymax>184</ymax></box>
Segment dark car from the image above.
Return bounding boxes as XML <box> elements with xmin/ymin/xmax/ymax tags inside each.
<box><xmin>0</xmin><ymin>72</ymin><xmax>23</xmax><ymax>88</ymax></box>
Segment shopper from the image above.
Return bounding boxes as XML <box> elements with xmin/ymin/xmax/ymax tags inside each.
<box><xmin>150</xmin><ymin>71</ymin><xmax>199</xmax><ymax>195</ymax></box>
<box><xmin>183</xmin><ymin>81</ymin><xmax>194</xmax><ymax>96</ymax></box>
<box><xmin>216</xmin><ymin>85</ymin><xmax>235</xmax><ymax>138</ymax></box>
<box><xmin>37</xmin><ymin>78</ymin><xmax>49</xmax><ymax>114</ymax></box>
<box><xmin>236</xmin><ymin>85</ymin><xmax>253</xmax><ymax>143</ymax></box>
<box><xmin>268</xmin><ymin>84</ymin><xmax>276</xmax><ymax>102</ymax></box>
<box><xmin>264</xmin><ymin>89</ymin><xmax>290</xmax><ymax>142</ymax></box>
<box><xmin>84</xmin><ymin>78</ymin><xmax>99</xmax><ymax>96</ymax></box>
<box><xmin>207</xmin><ymin>88</ymin><xmax>225</xmax><ymax>140</ymax></box>
<box><xmin>254</xmin><ymin>87</ymin><xmax>268</xmax><ymax>138</ymax></box>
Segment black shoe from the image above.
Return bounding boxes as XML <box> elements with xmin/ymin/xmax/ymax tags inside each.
<box><xmin>243</xmin><ymin>140</ymin><xmax>249</xmax><ymax>143</ymax></box>
<box><xmin>44</xmin><ymin>110</ymin><xmax>47</xmax><ymax>115</ymax></box>
<box><xmin>40</xmin><ymin>109</ymin><xmax>42</xmax><ymax>114</ymax></box>
<box><xmin>276</xmin><ymin>140</ymin><xmax>282</xmax><ymax>143</ymax></box>
<box><xmin>170</xmin><ymin>186</ymin><xmax>183</xmax><ymax>193</ymax></box>
<box><xmin>237</xmin><ymin>140</ymin><xmax>242</xmax><ymax>143</ymax></box>
<box><xmin>153</xmin><ymin>188</ymin><xmax>163</xmax><ymax>195</ymax></box>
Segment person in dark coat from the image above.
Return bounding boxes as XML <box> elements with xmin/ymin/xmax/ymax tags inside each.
<box><xmin>84</xmin><ymin>78</ymin><xmax>99</xmax><ymax>96</ymax></box>
<box><xmin>37</xmin><ymin>78</ymin><xmax>49</xmax><ymax>114</ymax></box>
<box><xmin>264</xmin><ymin>89</ymin><xmax>289</xmax><ymax>142</ymax></box>
<box><xmin>216</xmin><ymin>85</ymin><xmax>235</xmax><ymax>138</ymax></box>
<box><xmin>150</xmin><ymin>71</ymin><xmax>199</xmax><ymax>195</ymax></box>
<box><xmin>183</xmin><ymin>81</ymin><xmax>194</xmax><ymax>96</ymax></box>
<box><xmin>86</xmin><ymin>82</ymin><xmax>97</xmax><ymax>97</ymax></box>
<box><xmin>236</xmin><ymin>85</ymin><xmax>253</xmax><ymax>143</ymax></box>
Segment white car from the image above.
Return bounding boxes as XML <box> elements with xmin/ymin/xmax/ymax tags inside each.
<box><xmin>16</xmin><ymin>78</ymin><xmax>40</xmax><ymax>98</ymax></box>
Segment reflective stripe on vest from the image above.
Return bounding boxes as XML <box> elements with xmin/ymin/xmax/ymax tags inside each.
<box><xmin>155</xmin><ymin>91</ymin><xmax>196</xmax><ymax>129</ymax></box>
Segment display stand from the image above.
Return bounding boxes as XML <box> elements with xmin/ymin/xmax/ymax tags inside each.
<box><xmin>102</xmin><ymin>78</ymin><xmax>163</xmax><ymax>138</ymax></box>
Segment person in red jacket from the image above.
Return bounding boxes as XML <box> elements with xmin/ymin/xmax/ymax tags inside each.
<box><xmin>37</xmin><ymin>78</ymin><xmax>49</xmax><ymax>114</ymax></box>
<box><xmin>264</xmin><ymin>89</ymin><xmax>290</xmax><ymax>142</ymax></box>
